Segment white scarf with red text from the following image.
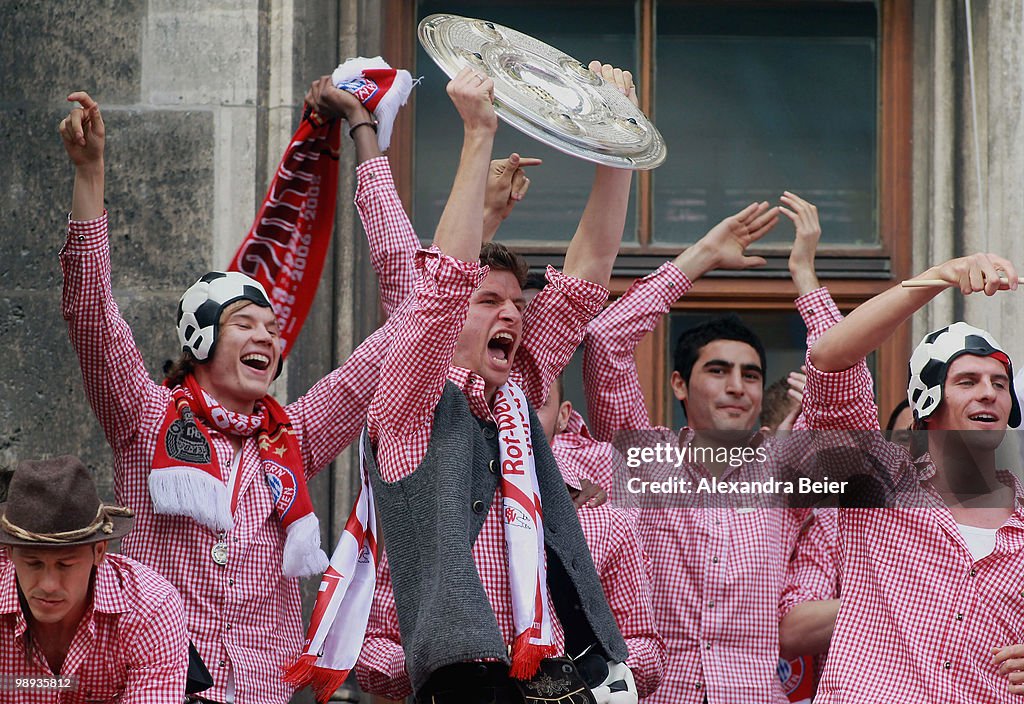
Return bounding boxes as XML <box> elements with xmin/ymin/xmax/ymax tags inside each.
<box><xmin>493</xmin><ymin>382</ymin><xmax>556</xmax><ymax>678</ymax></box>
<box><xmin>283</xmin><ymin>431</ymin><xmax>378</xmax><ymax>703</ymax></box>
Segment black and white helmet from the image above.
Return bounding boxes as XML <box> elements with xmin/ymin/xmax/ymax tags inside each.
<box><xmin>907</xmin><ymin>321</ymin><xmax>1020</xmax><ymax>427</ymax></box>
<box><xmin>176</xmin><ymin>271</ymin><xmax>275</xmax><ymax>362</ymax></box>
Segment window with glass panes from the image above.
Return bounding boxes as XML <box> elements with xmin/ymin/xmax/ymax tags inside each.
<box><xmin>382</xmin><ymin>0</ymin><xmax>913</xmax><ymax>427</ymax></box>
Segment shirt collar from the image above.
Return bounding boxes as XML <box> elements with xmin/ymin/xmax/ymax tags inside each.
<box><xmin>449</xmin><ymin>365</ymin><xmax>495</xmax><ymax>422</ymax></box>
<box><xmin>565</xmin><ymin>410</ymin><xmax>591</xmax><ymax>438</ymax></box>
<box><xmin>92</xmin><ymin>559</ymin><xmax>130</xmax><ymax>615</ymax></box>
<box><xmin>914</xmin><ymin>452</ymin><xmax>1024</xmax><ymax>513</ymax></box>
<box><xmin>0</xmin><ymin>561</ymin><xmax>19</xmax><ymax>616</ymax></box>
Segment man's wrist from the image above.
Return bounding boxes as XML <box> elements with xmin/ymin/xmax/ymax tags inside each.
<box><xmin>74</xmin><ymin>160</ymin><xmax>104</xmax><ymax>178</ymax></box>
<box><xmin>789</xmin><ymin>266</ymin><xmax>819</xmax><ymax>295</ymax></box>
<box><xmin>344</xmin><ymin>104</ymin><xmax>373</xmax><ymax>125</ymax></box>
<box><xmin>673</xmin><ymin>242</ymin><xmax>715</xmax><ymax>280</ymax></box>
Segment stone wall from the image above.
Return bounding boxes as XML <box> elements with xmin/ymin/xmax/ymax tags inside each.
<box><xmin>2</xmin><ymin>1</ymin><xmax>386</xmax><ymax>700</ymax></box>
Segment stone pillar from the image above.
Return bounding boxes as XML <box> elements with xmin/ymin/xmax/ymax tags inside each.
<box><xmin>913</xmin><ymin>0</ymin><xmax>1024</xmax><ymax>366</ymax></box>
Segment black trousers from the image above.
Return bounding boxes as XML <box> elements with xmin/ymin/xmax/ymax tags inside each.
<box><xmin>416</xmin><ymin>659</ymin><xmax>597</xmax><ymax>704</ymax></box>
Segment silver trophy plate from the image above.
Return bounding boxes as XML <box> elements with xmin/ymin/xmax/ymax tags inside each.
<box><xmin>418</xmin><ymin>13</ymin><xmax>667</xmax><ymax>170</ymax></box>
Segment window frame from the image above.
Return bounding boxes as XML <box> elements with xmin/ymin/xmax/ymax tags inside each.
<box><xmin>382</xmin><ymin>0</ymin><xmax>913</xmax><ymax>425</ymax></box>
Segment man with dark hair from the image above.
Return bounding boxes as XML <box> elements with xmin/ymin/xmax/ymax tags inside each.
<box><xmin>584</xmin><ymin>193</ymin><xmax>841</xmax><ymax>703</ymax></box>
<box><xmin>803</xmin><ymin>253</ymin><xmax>1024</xmax><ymax>702</ymax></box>
<box><xmin>359</xmin><ymin>61</ymin><xmax>641</xmax><ymax>703</ymax></box>
<box><xmin>1</xmin><ymin>455</ymin><xmax>188</xmax><ymax>703</ymax></box>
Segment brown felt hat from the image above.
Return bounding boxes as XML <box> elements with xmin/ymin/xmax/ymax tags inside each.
<box><xmin>0</xmin><ymin>455</ymin><xmax>134</xmax><ymax>547</ymax></box>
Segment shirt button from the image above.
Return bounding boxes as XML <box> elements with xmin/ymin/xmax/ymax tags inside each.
<box><xmin>228</xmin><ymin>578</ymin><xmax>234</xmax><ymax>586</ymax></box>
<box><xmin>77</xmin><ymin>234</ymin><xmax>86</xmax><ymax>241</ymax></box>
<box><xmin>711</xmin><ymin>556</ymin><xmax>719</xmax><ymax>564</ymax></box>
<box><xmin>226</xmin><ymin>624</ymin><xmax>232</xmax><ymax>631</ymax></box>
<box><xmin>483</xmin><ymin>427</ymin><xmax>496</xmax><ymax>440</ymax></box>
<box><xmin>969</xmin><ymin>569</ymin><xmax>977</xmax><ymax>577</ymax></box>
<box><xmin>955</xmin><ymin>613</ymin><xmax>963</xmax><ymax>621</ymax></box>
<box><xmin>667</xmin><ymin>281</ymin><xmax>675</xmax><ymax>289</ymax></box>
<box><xmin>219</xmin><ymin>660</ymin><xmax>226</xmax><ymax>668</ymax></box>
<box><xmin>472</xmin><ymin>500</ymin><xmax>486</xmax><ymax>514</ymax></box>
<box><xmin>705</xmin><ymin>643</ymin><xmax>712</xmax><ymax>650</ymax></box>
<box><xmin>489</xmin><ymin>460</ymin><xmax>498</xmax><ymax>474</ymax></box>
<box><xmin>708</xmin><ymin>601</ymin><xmax>715</xmax><ymax>609</ymax></box>
<box><xmin>943</xmin><ymin>661</ymin><xmax>951</xmax><ymax>669</ymax></box>
<box><xmin>695</xmin><ymin>683</ymin><xmax>703</xmax><ymax>690</ymax></box>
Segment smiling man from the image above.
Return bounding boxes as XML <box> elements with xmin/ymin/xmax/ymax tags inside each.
<box><xmin>56</xmin><ymin>89</ymin><xmax>418</xmax><ymax>704</ymax></box>
<box><xmin>802</xmin><ymin>252</ymin><xmax>1024</xmax><ymax>703</ymax></box>
<box><xmin>582</xmin><ymin>193</ymin><xmax>841</xmax><ymax>703</ymax></box>
<box><xmin>1</xmin><ymin>456</ymin><xmax>187</xmax><ymax>704</ymax></box>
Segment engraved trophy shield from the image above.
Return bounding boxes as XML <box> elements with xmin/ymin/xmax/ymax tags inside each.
<box><xmin>418</xmin><ymin>13</ymin><xmax>667</xmax><ymax>170</ymax></box>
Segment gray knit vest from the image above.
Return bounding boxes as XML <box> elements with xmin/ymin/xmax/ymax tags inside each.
<box><xmin>366</xmin><ymin>382</ymin><xmax>627</xmax><ymax>695</ymax></box>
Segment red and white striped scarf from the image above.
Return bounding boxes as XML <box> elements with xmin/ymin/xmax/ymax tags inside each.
<box><xmin>150</xmin><ymin>374</ymin><xmax>328</xmax><ymax>578</ymax></box>
<box><xmin>284</xmin><ymin>432</ymin><xmax>378</xmax><ymax>703</ymax></box>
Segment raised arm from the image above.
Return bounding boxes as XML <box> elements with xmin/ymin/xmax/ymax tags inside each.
<box><xmin>583</xmin><ymin>202</ymin><xmax>778</xmax><ymax>441</ymax></box>
<box><xmin>61</xmin><ymin>91</ymin><xmax>105</xmax><ymax>220</ymax></box>
<box><xmin>561</xmin><ymin>62</ymin><xmax>637</xmax><ymax>288</ymax></box>
<box><xmin>59</xmin><ymin>92</ymin><xmax>165</xmax><ymax>453</ymax></box>
<box><xmin>810</xmin><ymin>253</ymin><xmax>1017</xmax><ymax>373</ymax></box>
<box><xmin>366</xmin><ymin>69</ymin><xmax>496</xmax><ymax>479</ymax></box>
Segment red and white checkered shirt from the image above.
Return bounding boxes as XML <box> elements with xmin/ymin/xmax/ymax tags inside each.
<box><xmin>780</xmin><ymin>508</ymin><xmax>841</xmax><ymax>618</ymax></box>
<box><xmin>61</xmin><ymin>213</ymin><xmax>403</xmax><ymax>704</ymax></box>
<box><xmin>365</xmin><ymin>246</ymin><xmax>608</xmax><ymax>688</ymax></box>
<box><xmin>354</xmin><ymin>156</ymin><xmax>420</xmax><ymax>316</ymax></box>
<box><xmin>803</xmin><ymin>354</ymin><xmax>1024</xmax><ymax>703</ymax></box>
<box><xmin>0</xmin><ymin>553</ymin><xmax>188</xmax><ymax>704</ymax></box>
<box><xmin>552</xmin><ymin>411</ymin><xmax>637</xmax><ymax>513</ymax></box>
<box><xmin>583</xmin><ymin>263</ymin><xmax>842</xmax><ymax>703</ymax></box>
<box><xmin>356</xmin><ymin>502</ymin><xmax>667</xmax><ymax>700</ymax></box>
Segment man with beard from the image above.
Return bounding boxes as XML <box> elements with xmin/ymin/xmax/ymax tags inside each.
<box><xmin>803</xmin><ymin>252</ymin><xmax>1024</xmax><ymax>701</ymax></box>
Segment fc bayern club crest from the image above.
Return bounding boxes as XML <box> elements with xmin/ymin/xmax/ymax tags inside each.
<box><xmin>778</xmin><ymin>656</ymin><xmax>815</xmax><ymax>702</ymax></box>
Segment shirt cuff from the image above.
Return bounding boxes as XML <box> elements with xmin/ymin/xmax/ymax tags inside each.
<box><xmin>63</xmin><ymin>211</ymin><xmax>108</xmax><ymax>253</ymax></box>
<box><xmin>415</xmin><ymin>246</ymin><xmax>486</xmax><ymax>296</ymax></box>
<box><xmin>803</xmin><ymin>354</ymin><xmax>875</xmax><ymax>407</ymax></box>
<box><xmin>355</xmin><ymin>156</ymin><xmax>395</xmax><ymax>197</ymax></box>
<box><xmin>543</xmin><ymin>266</ymin><xmax>610</xmax><ymax>321</ymax></box>
<box><xmin>796</xmin><ymin>287</ymin><xmax>842</xmax><ymax>330</ymax></box>
<box><xmin>639</xmin><ymin>261</ymin><xmax>693</xmax><ymax>308</ymax></box>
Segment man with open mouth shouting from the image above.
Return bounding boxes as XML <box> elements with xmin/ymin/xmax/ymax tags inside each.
<box><xmin>360</xmin><ymin>62</ymin><xmax>641</xmax><ymax>704</ymax></box>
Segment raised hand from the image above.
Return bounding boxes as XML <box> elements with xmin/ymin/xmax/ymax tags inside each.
<box><xmin>304</xmin><ymin>75</ymin><xmax>370</xmax><ymax>123</ymax></box>
<box><xmin>672</xmin><ymin>201</ymin><xmax>779</xmax><ymax>281</ymax></box>
<box><xmin>59</xmin><ymin>92</ymin><xmax>105</xmax><ymax>168</ymax></box>
<box><xmin>781</xmin><ymin>191</ymin><xmax>822</xmax><ymax>295</ymax></box>
<box><xmin>447</xmin><ymin>68</ymin><xmax>497</xmax><ymax>135</ymax></box>
<box><xmin>917</xmin><ymin>253</ymin><xmax>1018</xmax><ymax>296</ymax></box>
<box><xmin>483</xmin><ymin>152</ymin><xmax>542</xmax><ymax>241</ymax></box>
<box><xmin>589</xmin><ymin>60</ymin><xmax>639</xmax><ymax>108</ymax></box>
